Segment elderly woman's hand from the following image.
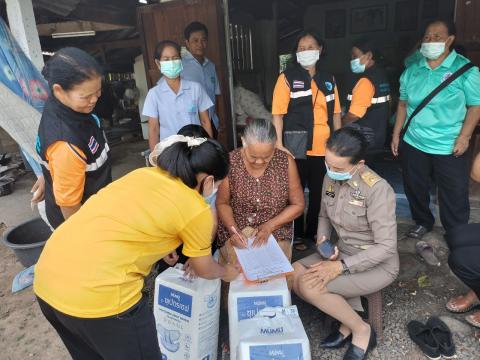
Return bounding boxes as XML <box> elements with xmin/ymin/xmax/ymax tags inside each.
<box><xmin>253</xmin><ymin>221</ymin><xmax>275</xmax><ymax>247</ymax></box>
<box><xmin>300</xmin><ymin>260</ymin><xmax>343</xmax><ymax>290</ymax></box>
<box><xmin>229</xmin><ymin>225</ymin><xmax>250</xmax><ymax>249</ymax></box>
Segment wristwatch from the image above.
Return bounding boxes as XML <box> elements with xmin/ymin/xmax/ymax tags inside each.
<box><xmin>340</xmin><ymin>259</ymin><xmax>350</xmax><ymax>275</ymax></box>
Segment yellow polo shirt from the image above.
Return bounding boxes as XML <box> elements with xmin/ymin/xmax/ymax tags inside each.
<box><xmin>34</xmin><ymin>167</ymin><xmax>213</xmax><ymax>318</ymax></box>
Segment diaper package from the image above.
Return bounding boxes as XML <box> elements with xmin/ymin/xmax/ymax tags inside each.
<box><xmin>154</xmin><ymin>266</ymin><xmax>220</xmax><ymax>360</ymax></box>
<box><xmin>228</xmin><ymin>275</ymin><xmax>291</xmax><ymax>360</ymax></box>
<box><xmin>236</xmin><ymin>306</ymin><xmax>311</xmax><ymax>360</ymax></box>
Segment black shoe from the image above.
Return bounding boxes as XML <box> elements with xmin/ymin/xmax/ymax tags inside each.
<box><xmin>407</xmin><ymin>320</ymin><xmax>441</xmax><ymax>360</ymax></box>
<box><xmin>407</xmin><ymin>225</ymin><xmax>430</xmax><ymax>239</ymax></box>
<box><xmin>320</xmin><ymin>330</ymin><xmax>352</xmax><ymax>349</ymax></box>
<box><xmin>427</xmin><ymin>317</ymin><xmax>456</xmax><ymax>359</ymax></box>
<box><xmin>343</xmin><ymin>326</ymin><xmax>377</xmax><ymax>360</ymax></box>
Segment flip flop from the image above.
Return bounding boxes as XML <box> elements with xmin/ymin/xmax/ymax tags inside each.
<box><xmin>416</xmin><ymin>241</ymin><xmax>440</xmax><ymax>266</ymax></box>
<box><xmin>446</xmin><ymin>294</ymin><xmax>480</xmax><ymax>314</ymax></box>
<box><xmin>465</xmin><ymin>311</ymin><xmax>480</xmax><ymax>329</ymax></box>
<box><xmin>294</xmin><ymin>243</ymin><xmax>308</xmax><ymax>251</ymax></box>
<box><xmin>407</xmin><ymin>320</ymin><xmax>441</xmax><ymax>360</ymax></box>
<box><xmin>427</xmin><ymin>317</ymin><xmax>456</xmax><ymax>359</ymax></box>
<box><xmin>293</xmin><ymin>238</ymin><xmax>308</xmax><ymax>251</ymax></box>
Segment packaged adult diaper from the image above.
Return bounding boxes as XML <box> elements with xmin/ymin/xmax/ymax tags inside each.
<box><xmin>237</xmin><ymin>306</ymin><xmax>311</xmax><ymax>360</ymax></box>
<box><xmin>154</xmin><ymin>266</ymin><xmax>220</xmax><ymax>360</ymax></box>
<box><xmin>228</xmin><ymin>275</ymin><xmax>291</xmax><ymax>360</ymax></box>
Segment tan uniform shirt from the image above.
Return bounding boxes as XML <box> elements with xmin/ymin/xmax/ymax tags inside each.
<box><xmin>318</xmin><ymin>166</ymin><xmax>398</xmax><ymax>275</ymax></box>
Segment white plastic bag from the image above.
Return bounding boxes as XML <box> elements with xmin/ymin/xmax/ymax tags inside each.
<box><xmin>228</xmin><ymin>275</ymin><xmax>291</xmax><ymax>360</ymax></box>
<box><xmin>236</xmin><ymin>306</ymin><xmax>311</xmax><ymax>360</ymax></box>
<box><xmin>154</xmin><ymin>265</ymin><xmax>220</xmax><ymax>360</ymax></box>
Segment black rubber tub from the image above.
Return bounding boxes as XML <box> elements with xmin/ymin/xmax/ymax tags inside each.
<box><xmin>2</xmin><ymin>218</ymin><xmax>52</xmax><ymax>267</ymax></box>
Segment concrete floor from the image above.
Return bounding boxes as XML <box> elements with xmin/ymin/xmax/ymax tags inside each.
<box><xmin>1</xmin><ymin>140</ymin><xmax>480</xmax><ymax>359</ymax></box>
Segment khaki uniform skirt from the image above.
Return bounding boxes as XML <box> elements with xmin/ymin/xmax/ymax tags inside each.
<box><xmin>298</xmin><ymin>242</ymin><xmax>399</xmax><ymax>311</ymax></box>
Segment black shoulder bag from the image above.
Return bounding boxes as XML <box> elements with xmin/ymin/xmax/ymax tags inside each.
<box><xmin>400</xmin><ymin>62</ymin><xmax>474</xmax><ymax>139</ymax></box>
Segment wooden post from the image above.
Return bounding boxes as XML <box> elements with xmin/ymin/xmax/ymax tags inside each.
<box><xmin>5</xmin><ymin>0</ymin><xmax>44</xmax><ymax>70</ymax></box>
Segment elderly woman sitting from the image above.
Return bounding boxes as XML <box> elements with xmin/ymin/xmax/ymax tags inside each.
<box><xmin>216</xmin><ymin>118</ymin><xmax>304</xmax><ymax>264</ymax></box>
<box><xmin>292</xmin><ymin>128</ymin><xmax>399</xmax><ymax>360</ymax></box>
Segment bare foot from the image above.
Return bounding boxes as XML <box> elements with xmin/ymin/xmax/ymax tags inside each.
<box><xmin>447</xmin><ymin>290</ymin><xmax>479</xmax><ymax>313</ymax></box>
<box><xmin>351</xmin><ymin>322</ymin><xmax>371</xmax><ymax>351</ymax></box>
<box><xmin>466</xmin><ymin>310</ymin><xmax>480</xmax><ymax>328</ymax></box>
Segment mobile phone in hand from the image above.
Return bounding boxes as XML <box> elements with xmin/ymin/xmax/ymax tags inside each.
<box><xmin>317</xmin><ymin>240</ymin><xmax>335</xmax><ymax>259</ymax></box>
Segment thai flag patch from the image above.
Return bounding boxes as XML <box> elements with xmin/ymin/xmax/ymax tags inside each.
<box><xmin>88</xmin><ymin>136</ymin><xmax>99</xmax><ymax>154</ymax></box>
<box><xmin>292</xmin><ymin>80</ymin><xmax>304</xmax><ymax>89</ymax></box>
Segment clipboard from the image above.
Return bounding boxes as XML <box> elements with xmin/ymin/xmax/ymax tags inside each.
<box><xmin>233</xmin><ymin>235</ymin><xmax>294</xmax><ymax>282</ymax></box>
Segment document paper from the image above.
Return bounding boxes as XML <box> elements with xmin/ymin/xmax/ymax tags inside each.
<box><xmin>234</xmin><ymin>235</ymin><xmax>294</xmax><ymax>281</ymax></box>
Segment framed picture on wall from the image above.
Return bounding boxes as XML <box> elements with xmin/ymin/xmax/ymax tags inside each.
<box><xmin>395</xmin><ymin>1</ymin><xmax>418</xmax><ymax>31</ymax></box>
<box><xmin>351</xmin><ymin>5</ymin><xmax>388</xmax><ymax>34</ymax></box>
<box><xmin>325</xmin><ymin>9</ymin><xmax>346</xmax><ymax>38</ymax></box>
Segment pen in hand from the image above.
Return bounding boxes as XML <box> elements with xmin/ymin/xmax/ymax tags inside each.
<box><xmin>230</xmin><ymin>226</ymin><xmax>248</xmax><ymax>248</ymax></box>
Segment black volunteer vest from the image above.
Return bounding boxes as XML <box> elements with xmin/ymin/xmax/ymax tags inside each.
<box><xmin>346</xmin><ymin>65</ymin><xmax>391</xmax><ymax>149</ymax></box>
<box><xmin>283</xmin><ymin>65</ymin><xmax>336</xmax><ymax>153</ymax></box>
<box><xmin>36</xmin><ymin>97</ymin><xmax>112</xmax><ymax>229</ymax></box>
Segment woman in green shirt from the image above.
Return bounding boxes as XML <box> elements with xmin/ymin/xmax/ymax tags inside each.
<box><xmin>391</xmin><ymin>19</ymin><xmax>480</xmax><ymax>240</ymax></box>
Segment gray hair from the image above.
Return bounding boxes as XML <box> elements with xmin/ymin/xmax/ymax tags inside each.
<box><xmin>242</xmin><ymin>118</ymin><xmax>277</xmax><ymax>146</ymax></box>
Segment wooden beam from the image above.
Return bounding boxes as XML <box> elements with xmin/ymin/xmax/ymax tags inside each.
<box><xmin>71</xmin><ymin>0</ymin><xmax>138</xmax><ymax>27</ymax></box>
<box><xmin>37</xmin><ymin>20</ymin><xmax>134</xmax><ymax>36</ymax></box>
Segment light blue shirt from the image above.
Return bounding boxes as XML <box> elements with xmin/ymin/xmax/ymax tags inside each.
<box><xmin>142</xmin><ymin>77</ymin><xmax>213</xmax><ymax>141</ymax></box>
<box><xmin>181</xmin><ymin>51</ymin><xmax>221</xmax><ymax>128</ymax></box>
<box><xmin>400</xmin><ymin>50</ymin><xmax>480</xmax><ymax>155</ymax></box>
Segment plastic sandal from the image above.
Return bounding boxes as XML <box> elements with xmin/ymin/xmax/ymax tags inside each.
<box><xmin>416</xmin><ymin>241</ymin><xmax>440</xmax><ymax>266</ymax></box>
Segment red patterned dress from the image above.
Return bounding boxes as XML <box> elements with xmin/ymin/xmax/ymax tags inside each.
<box><xmin>217</xmin><ymin>148</ymin><xmax>293</xmax><ymax>248</ymax></box>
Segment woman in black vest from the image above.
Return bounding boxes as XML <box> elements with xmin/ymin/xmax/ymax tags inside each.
<box><xmin>272</xmin><ymin>29</ymin><xmax>341</xmax><ymax>246</ymax></box>
<box><xmin>342</xmin><ymin>39</ymin><xmax>391</xmax><ymax>152</ymax></box>
<box><xmin>36</xmin><ymin>48</ymin><xmax>112</xmax><ymax>229</ymax></box>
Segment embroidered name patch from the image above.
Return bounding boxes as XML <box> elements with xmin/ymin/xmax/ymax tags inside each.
<box><xmin>88</xmin><ymin>136</ymin><xmax>99</xmax><ymax>154</ymax></box>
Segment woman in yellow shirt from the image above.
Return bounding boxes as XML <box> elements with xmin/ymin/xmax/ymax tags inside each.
<box><xmin>34</xmin><ymin>135</ymin><xmax>239</xmax><ymax>360</ymax></box>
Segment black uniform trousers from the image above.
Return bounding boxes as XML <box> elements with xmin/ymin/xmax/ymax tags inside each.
<box><xmin>401</xmin><ymin>140</ymin><xmax>469</xmax><ymax>231</ymax></box>
<box><xmin>446</xmin><ymin>224</ymin><xmax>480</xmax><ymax>299</ymax></box>
<box><xmin>295</xmin><ymin>156</ymin><xmax>326</xmax><ymax>239</ymax></box>
<box><xmin>37</xmin><ymin>296</ymin><xmax>161</xmax><ymax>360</ymax></box>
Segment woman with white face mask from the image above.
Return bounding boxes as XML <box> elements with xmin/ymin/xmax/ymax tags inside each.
<box><xmin>272</xmin><ymin>29</ymin><xmax>341</xmax><ymax>249</ymax></box>
<box><xmin>142</xmin><ymin>40</ymin><xmax>214</xmax><ymax>151</ymax></box>
<box><xmin>391</xmin><ymin>19</ymin><xmax>480</xmax><ymax>241</ymax></box>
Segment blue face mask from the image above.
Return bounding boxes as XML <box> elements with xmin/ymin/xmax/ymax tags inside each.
<box><xmin>325</xmin><ymin>163</ymin><xmax>354</xmax><ymax>181</ymax></box>
<box><xmin>160</xmin><ymin>59</ymin><xmax>183</xmax><ymax>79</ymax></box>
<box><xmin>350</xmin><ymin>58</ymin><xmax>366</xmax><ymax>74</ymax></box>
<box><xmin>202</xmin><ymin>178</ymin><xmax>218</xmax><ymax>208</ymax></box>
<box><xmin>204</xmin><ymin>190</ymin><xmax>218</xmax><ymax>207</ymax></box>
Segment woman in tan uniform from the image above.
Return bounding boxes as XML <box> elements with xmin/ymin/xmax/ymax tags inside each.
<box><xmin>292</xmin><ymin>128</ymin><xmax>399</xmax><ymax>360</ymax></box>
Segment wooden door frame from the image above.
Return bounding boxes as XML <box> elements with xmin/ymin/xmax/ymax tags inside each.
<box><xmin>137</xmin><ymin>0</ymin><xmax>235</xmax><ymax>149</ymax></box>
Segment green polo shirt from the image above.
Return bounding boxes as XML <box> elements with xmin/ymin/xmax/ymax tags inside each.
<box><xmin>399</xmin><ymin>50</ymin><xmax>480</xmax><ymax>155</ymax></box>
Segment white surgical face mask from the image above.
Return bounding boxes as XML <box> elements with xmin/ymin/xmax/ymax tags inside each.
<box><xmin>420</xmin><ymin>42</ymin><xmax>446</xmax><ymax>60</ymax></box>
<box><xmin>296</xmin><ymin>50</ymin><xmax>320</xmax><ymax>68</ymax></box>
